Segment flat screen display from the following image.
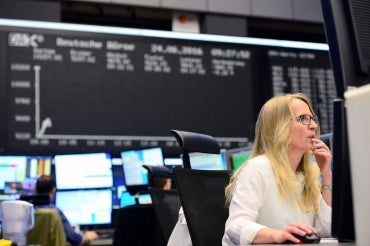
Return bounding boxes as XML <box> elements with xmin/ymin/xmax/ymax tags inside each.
<box><xmin>188</xmin><ymin>149</ymin><xmax>229</xmax><ymax>170</ymax></box>
<box><xmin>120</xmin><ymin>147</ymin><xmax>164</xmax><ymax>186</ymax></box>
<box><xmin>119</xmin><ymin>185</ymin><xmax>152</xmax><ymax>208</ymax></box>
<box><xmin>0</xmin><ymin>155</ymin><xmax>52</xmax><ymax>191</ymax></box>
<box><xmin>55</xmin><ymin>188</ymin><xmax>112</xmax><ymax>227</ymax></box>
<box><xmin>227</xmin><ymin>146</ymin><xmax>253</xmax><ymax>170</ymax></box>
<box><xmin>164</xmin><ymin>158</ymin><xmax>183</xmax><ymax>166</ymax></box>
<box><xmin>54</xmin><ymin>152</ymin><xmax>113</xmax><ymax>190</ymax></box>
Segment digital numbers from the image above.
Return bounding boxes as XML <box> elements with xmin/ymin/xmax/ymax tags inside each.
<box><xmin>211</xmin><ymin>48</ymin><xmax>250</xmax><ymax>59</ymax></box>
<box><xmin>150</xmin><ymin>44</ymin><xmax>203</xmax><ymax>56</ymax></box>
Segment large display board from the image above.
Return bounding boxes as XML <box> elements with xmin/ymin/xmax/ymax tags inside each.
<box><xmin>0</xmin><ymin>19</ymin><xmax>335</xmax><ymax>155</ymax></box>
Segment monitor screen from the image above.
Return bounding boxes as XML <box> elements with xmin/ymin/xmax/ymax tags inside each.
<box><xmin>120</xmin><ymin>190</ymin><xmax>136</xmax><ymax>208</ymax></box>
<box><xmin>0</xmin><ymin>193</ymin><xmax>20</xmax><ymax>201</ymax></box>
<box><xmin>55</xmin><ymin>188</ymin><xmax>113</xmax><ymax>227</ymax></box>
<box><xmin>227</xmin><ymin>146</ymin><xmax>253</xmax><ymax>171</ymax></box>
<box><xmin>330</xmin><ymin>99</ymin><xmax>355</xmax><ymax>242</ymax></box>
<box><xmin>0</xmin><ymin>155</ymin><xmax>53</xmax><ymax>192</ymax></box>
<box><xmin>111</xmin><ymin>157</ymin><xmax>125</xmax><ymax>207</ymax></box>
<box><xmin>54</xmin><ymin>152</ymin><xmax>113</xmax><ymax>190</ymax></box>
<box><xmin>320</xmin><ymin>0</ymin><xmax>370</xmax><ymax>98</ymax></box>
<box><xmin>120</xmin><ymin>186</ymin><xmax>152</xmax><ymax>208</ymax></box>
<box><xmin>188</xmin><ymin>149</ymin><xmax>229</xmax><ymax>170</ymax></box>
<box><xmin>120</xmin><ymin>147</ymin><xmax>164</xmax><ymax>186</ymax></box>
<box><xmin>164</xmin><ymin>158</ymin><xmax>183</xmax><ymax>167</ymax></box>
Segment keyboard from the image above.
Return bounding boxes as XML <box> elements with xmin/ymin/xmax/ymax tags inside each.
<box><xmin>95</xmin><ymin>229</ymin><xmax>115</xmax><ymax>239</ymax></box>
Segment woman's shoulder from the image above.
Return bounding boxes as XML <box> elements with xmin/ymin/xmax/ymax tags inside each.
<box><xmin>237</xmin><ymin>154</ymin><xmax>275</xmax><ymax>194</ymax></box>
<box><xmin>239</xmin><ymin>154</ymin><xmax>273</xmax><ymax>176</ymax></box>
<box><xmin>247</xmin><ymin>154</ymin><xmax>271</xmax><ymax>169</ymax></box>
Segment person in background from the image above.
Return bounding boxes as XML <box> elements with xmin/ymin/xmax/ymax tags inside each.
<box><xmin>35</xmin><ymin>175</ymin><xmax>98</xmax><ymax>246</ymax></box>
<box><xmin>151</xmin><ymin>176</ymin><xmax>172</xmax><ymax>190</ymax></box>
<box><xmin>144</xmin><ymin>165</ymin><xmax>173</xmax><ymax>190</ymax></box>
<box><xmin>223</xmin><ymin>93</ymin><xmax>332</xmax><ymax>245</ymax></box>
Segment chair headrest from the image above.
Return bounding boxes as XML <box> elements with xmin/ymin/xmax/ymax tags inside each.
<box><xmin>170</xmin><ymin>129</ymin><xmax>220</xmax><ymax>154</ymax></box>
<box><xmin>143</xmin><ymin>165</ymin><xmax>173</xmax><ymax>178</ymax></box>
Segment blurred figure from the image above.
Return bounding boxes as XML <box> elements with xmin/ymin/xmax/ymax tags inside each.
<box><xmin>152</xmin><ymin>176</ymin><xmax>172</xmax><ymax>190</ymax></box>
<box><xmin>144</xmin><ymin>165</ymin><xmax>173</xmax><ymax>190</ymax></box>
<box><xmin>35</xmin><ymin>175</ymin><xmax>98</xmax><ymax>246</ymax></box>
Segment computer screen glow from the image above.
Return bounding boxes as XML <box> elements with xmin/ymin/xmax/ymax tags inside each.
<box><xmin>56</xmin><ymin>188</ymin><xmax>112</xmax><ymax>226</ymax></box>
<box><xmin>121</xmin><ymin>147</ymin><xmax>164</xmax><ymax>186</ymax></box>
<box><xmin>188</xmin><ymin>149</ymin><xmax>229</xmax><ymax>170</ymax></box>
<box><xmin>227</xmin><ymin>146</ymin><xmax>253</xmax><ymax>170</ymax></box>
<box><xmin>0</xmin><ymin>155</ymin><xmax>52</xmax><ymax>191</ymax></box>
<box><xmin>54</xmin><ymin>152</ymin><xmax>113</xmax><ymax>190</ymax></box>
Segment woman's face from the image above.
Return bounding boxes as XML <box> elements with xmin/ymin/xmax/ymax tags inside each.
<box><xmin>289</xmin><ymin>98</ymin><xmax>318</xmax><ymax>153</ymax></box>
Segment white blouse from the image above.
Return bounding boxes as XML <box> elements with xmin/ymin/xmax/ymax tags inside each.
<box><xmin>222</xmin><ymin>155</ymin><xmax>332</xmax><ymax>245</ymax></box>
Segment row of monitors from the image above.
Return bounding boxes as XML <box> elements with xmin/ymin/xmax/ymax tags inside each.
<box><xmin>0</xmin><ymin>133</ymin><xmax>332</xmax><ymax>229</ymax></box>
<box><xmin>0</xmin><ymin>147</ymin><xmax>237</xmax><ymax>193</ymax></box>
<box><xmin>0</xmin><ymin>147</ymin><xmax>240</xmax><ymax>230</ymax></box>
<box><xmin>0</xmin><ymin>132</ymin><xmax>333</xmax><ymax>194</ymax></box>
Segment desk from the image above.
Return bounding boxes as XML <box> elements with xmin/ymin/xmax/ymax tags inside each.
<box><xmin>91</xmin><ymin>238</ymin><xmax>353</xmax><ymax>246</ymax></box>
<box><xmin>258</xmin><ymin>238</ymin><xmax>354</xmax><ymax>245</ymax></box>
<box><xmin>91</xmin><ymin>238</ymin><xmax>113</xmax><ymax>246</ymax></box>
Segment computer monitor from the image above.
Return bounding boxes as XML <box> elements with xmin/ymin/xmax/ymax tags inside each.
<box><xmin>227</xmin><ymin>146</ymin><xmax>253</xmax><ymax>171</ymax></box>
<box><xmin>0</xmin><ymin>155</ymin><xmax>27</xmax><ymax>191</ymax></box>
<box><xmin>320</xmin><ymin>0</ymin><xmax>370</xmax><ymax>98</ymax></box>
<box><xmin>55</xmin><ymin>188</ymin><xmax>113</xmax><ymax>228</ymax></box>
<box><xmin>330</xmin><ymin>99</ymin><xmax>355</xmax><ymax>242</ymax></box>
<box><xmin>319</xmin><ymin>0</ymin><xmax>370</xmax><ymax>242</ymax></box>
<box><xmin>111</xmin><ymin>157</ymin><xmax>126</xmax><ymax>207</ymax></box>
<box><xmin>0</xmin><ymin>155</ymin><xmax>53</xmax><ymax>192</ymax></box>
<box><xmin>120</xmin><ymin>147</ymin><xmax>164</xmax><ymax>187</ymax></box>
<box><xmin>163</xmin><ymin>158</ymin><xmax>183</xmax><ymax>167</ymax></box>
<box><xmin>0</xmin><ymin>193</ymin><xmax>20</xmax><ymax>201</ymax></box>
<box><xmin>188</xmin><ymin>149</ymin><xmax>229</xmax><ymax>170</ymax></box>
<box><xmin>23</xmin><ymin>155</ymin><xmax>53</xmax><ymax>191</ymax></box>
<box><xmin>119</xmin><ymin>185</ymin><xmax>152</xmax><ymax>208</ymax></box>
<box><xmin>54</xmin><ymin>152</ymin><xmax>113</xmax><ymax>190</ymax></box>
<box><xmin>120</xmin><ymin>189</ymin><xmax>136</xmax><ymax>208</ymax></box>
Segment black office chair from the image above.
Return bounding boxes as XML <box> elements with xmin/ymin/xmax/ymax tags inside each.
<box><xmin>173</xmin><ymin>167</ymin><xmax>231</xmax><ymax>246</ymax></box>
<box><xmin>170</xmin><ymin>129</ymin><xmax>220</xmax><ymax>169</ymax></box>
<box><xmin>143</xmin><ymin>165</ymin><xmax>173</xmax><ymax>185</ymax></box>
<box><xmin>170</xmin><ymin>129</ymin><xmax>232</xmax><ymax>246</ymax></box>
<box><xmin>149</xmin><ymin>189</ymin><xmax>181</xmax><ymax>245</ymax></box>
<box><xmin>112</xmin><ymin>204</ymin><xmax>164</xmax><ymax>246</ymax></box>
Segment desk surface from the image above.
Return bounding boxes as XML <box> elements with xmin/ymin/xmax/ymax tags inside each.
<box><xmin>79</xmin><ymin>236</ymin><xmax>354</xmax><ymax>246</ymax></box>
<box><xmin>91</xmin><ymin>238</ymin><xmax>113</xmax><ymax>246</ymax></box>
<box><xmin>258</xmin><ymin>238</ymin><xmax>354</xmax><ymax>245</ymax></box>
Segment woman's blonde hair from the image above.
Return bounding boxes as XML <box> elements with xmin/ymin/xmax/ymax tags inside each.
<box><xmin>225</xmin><ymin>93</ymin><xmax>321</xmax><ymax>212</ymax></box>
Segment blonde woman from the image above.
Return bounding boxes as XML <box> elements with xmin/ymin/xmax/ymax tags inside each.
<box><xmin>223</xmin><ymin>93</ymin><xmax>332</xmax><ymax>245</ymax></box>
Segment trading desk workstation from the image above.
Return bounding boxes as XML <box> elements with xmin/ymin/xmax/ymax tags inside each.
<box><xmin>0</xmin><ymin>132</ymin><xmax>357</xmax><ymax>246</ymax></box>
<box><xmin>0</xmin><ymin>145</ymin><xmax>232</xmax><ymax>246</ymax></box>
<box><xmin>1</xmin><ymin>0</ymin><xmax>370</xmax><ymax>244</ymax></box>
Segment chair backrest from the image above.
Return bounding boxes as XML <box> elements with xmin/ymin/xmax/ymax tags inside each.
<box><xmin>112</xmin><ymin>204</ymin><xmax>164</xmax><ymax>246</ymax></box>
<box><xmin>170</xmin><ymin>129</ymin><xmax>220</xmax><ymax>169</ymax></box>
<box><xmin>173</xmin><ymin>167</ymin><xmax>232</xmax><ymax>246</ymax></box>
<box><xmin>27</xmin><ymin>208</ymin><xmax>66</xmax><ymax>246</ymax></box>
<box><xmin>149</xmin><ymin>189</ymin><xmax>182</xmax><ymax>244</ymax></box>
